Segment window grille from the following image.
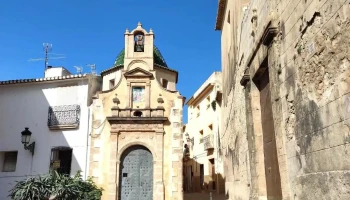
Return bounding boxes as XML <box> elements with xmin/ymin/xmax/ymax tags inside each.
<box><xmin>48</xmin><ymin>105</ymin><xmax>80</xmax><ymax>127</ymax></box>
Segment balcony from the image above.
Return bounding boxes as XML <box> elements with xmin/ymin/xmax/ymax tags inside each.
<box><xmin>107</xmin><ymin>107</ymin><xmax>167</xmax><ymax>123</ymax></box>
<box><xmin>203</xmin><ymin>134</ymin><xmax>214</xmax><ymax>150</ymax></box>
<box><xmin>47</xmin><ymin>105</ymin><xmax>80</xmax><ymax>130</ymax></box>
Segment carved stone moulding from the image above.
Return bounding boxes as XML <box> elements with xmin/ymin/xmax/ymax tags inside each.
<box><xmin>109</xmin><ymin>117</ymin><xmax>166</xmax><ymax>134</ymax></box>
<box><xmin>111</xmin><ymin>107</ymin><xmax>165</xmax><ymax>118</ymax></box>
<box><xmin>261</xmin><ymin>21</ymin><xmax>279</xmax><ymax>46</ymax></box>
<box><xmin>108</xmin><ymin>116</ymin><xmax>167</xmax><ymax>123</ymax></box>
<box><xmin>240</xmin><ymin>68</ymin><xmax>251</xmax><ymax>87</ymax></box>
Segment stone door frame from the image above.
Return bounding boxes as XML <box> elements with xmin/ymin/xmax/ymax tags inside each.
<box><xmin>107</xmin><ymin>122</ymin><xmax>165</xmax><ymax>200</ymax></box>
<box><xmin>118</xmin><ymin>144</ymin><xmax>154</xmax><ymax>200</ymax></box>
<box><xmin>240</xmin><ymin>19</ymin><xmax>290</xmax><ymax>199</ymax></box>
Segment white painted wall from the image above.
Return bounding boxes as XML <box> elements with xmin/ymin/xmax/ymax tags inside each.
<box><xmin>184</xmin><ymin>72</ymin><xmax>224</xmax><ymax>177</ymax></box>
<box><xmin>0</xmin><ymin>79</ymin><xmax>92</xmax><ymax>200</ymax></box>
<box><xmin>102</xmin><ymin>70</ymin><xmax>122</xmax><ymax>91</ymax></box>
<box><xmin>44</xmin><ymin>67</ymin><xmax>72</xmax><ymax>78</ymax></box>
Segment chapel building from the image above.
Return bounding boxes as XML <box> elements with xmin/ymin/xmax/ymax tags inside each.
<box><xmin>89</xmin><ymin>23</ymin><xmax>185</xmax><ymax>200</ymax></box>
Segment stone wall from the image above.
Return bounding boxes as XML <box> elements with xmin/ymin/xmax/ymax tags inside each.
<box><xmin>89</xmin><ymin>79</ymin><xmax>184</xmax><ymax>200</ymax></box>
<box><xmin>218</xmin><ymin>0</ymin><xmax>350</xmax><ymax>199</ymax></box>
<box><xmin>168</xmin><ymin>96</ymin><xmax>185</xmax><ymax>200</ymax></box>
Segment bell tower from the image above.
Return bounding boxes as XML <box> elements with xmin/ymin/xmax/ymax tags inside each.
<box><xmin>124</xmin><ymin>22</ymin><xmax>155</xmax><ymax>71</ymax></box>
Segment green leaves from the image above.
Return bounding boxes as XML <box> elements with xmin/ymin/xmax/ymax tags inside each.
<box><xmin>211</xmin><ymin>100</ymin><xmax>217</xmax><ymax>111</ymax></box>
<box><xmin>9</xmin><ymin>171</ymin><xmax>103</xmax><ymax>200</ymax></box>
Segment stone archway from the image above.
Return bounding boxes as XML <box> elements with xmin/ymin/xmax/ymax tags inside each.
<box><xmin>118</xmin><ymin>145</ymin><xmax>153</xmax><ymax>200</ymax></box>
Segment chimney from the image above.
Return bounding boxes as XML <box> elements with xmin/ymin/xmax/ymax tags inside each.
<box><xmin>44</xmin><ymin>66</ymin><xmax>72</xmax><ymax>78</ymax></box>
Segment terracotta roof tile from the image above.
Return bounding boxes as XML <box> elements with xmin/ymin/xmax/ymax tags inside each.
<box><xmin>0</xmin><ymin>74</ymin><xmax>89</xmax><ymax>85</ymax></box>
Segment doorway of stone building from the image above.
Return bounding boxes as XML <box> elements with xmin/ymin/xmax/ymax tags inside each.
<box><xmin>256</xmin><ymin>60</ymin><xmax>282</xmax><ymax>199</ymax></box>
<box><xmin>199</xmin><ymin>164</ymin><xmax>204</xmax><ymax>190</ymax></box>
<box><xmin>209</xmin><ymin>158</ymin><xmax>216</xmax><ymax>191</ymax></box>
<box><xmin>50</xmin><ymin>147</ymin><xmax>72</xmax><ymax>175</ymax></box>
<box><xmin>119</xmin><ymin>145</ymin><xmax>153</xmax><ymax>200</ymax></box>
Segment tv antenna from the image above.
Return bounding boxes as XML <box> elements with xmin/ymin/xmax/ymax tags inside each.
<box><xmin>86</xmin><ymin>64</ymin><xmax>97</xmax><ymax>75</ymax></box>
<box><xmin>28</xmin><ymin>43</ymin><xmax>66</xmax><ymax>73</ymax></box>
<box><xmin>74</xmin><ymin>66</ymin><xmax>83</xmax><ymax>74</ymax></box>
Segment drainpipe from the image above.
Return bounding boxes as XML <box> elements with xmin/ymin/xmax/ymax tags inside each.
<box><xmin>84</xmin><ymin>106</ymin><xmax>91</xmax><ymax>180</ymax></box>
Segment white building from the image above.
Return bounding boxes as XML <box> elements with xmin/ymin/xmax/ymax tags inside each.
<box><xmin>183</xmin><ymin>72</ymin><xmax>224</xmax><ymax>194</ymax></box>
<box><xmin>0</xmin><ymin>67</ymin><xmax>101</xmax><ymax>199</ymax></box>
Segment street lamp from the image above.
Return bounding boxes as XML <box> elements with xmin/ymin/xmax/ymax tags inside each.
<box><xmin>185</xmin><ymin>133</ymin><xmax>190</xmax><ymax>142</ymax></box>
<box><xmin>21</xmin><ymin>127</ymin><xmax>35</xmax><ymax>155</ymax></box>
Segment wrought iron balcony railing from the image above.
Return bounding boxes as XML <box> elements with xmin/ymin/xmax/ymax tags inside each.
<box><xmin>48</xmin><ymin>105</ymin><xmax>80</xmax><ymax>130</ymax></box>
<box><xmin>203</xmin><ymin>134</ymin><xmax>214</xmax><ymax>150</ymax></box>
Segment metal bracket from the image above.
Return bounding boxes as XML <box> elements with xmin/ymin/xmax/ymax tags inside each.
<box><xmin>24</xmin><ymin>142</ymin><xmax>35</xmax><ymax>155</ymax></box>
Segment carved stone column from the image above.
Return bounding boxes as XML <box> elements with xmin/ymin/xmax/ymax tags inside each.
<box><xmin>126</xmin><ymin>82</ymin><xmax>131</xmax><ymax>108</ymax></box>
<box><xmin>108</xmin><ymin>140</ymin><xmax>118</xmax><ymax>200</ymax></box>
<box><xmin>145</xmin><ymin>82</ymin><xmax>151</xmax><ymax>108</ymax></box>
<box><xmin>115</xmin><ymin>160</ymin><xmax>121</xmax><ymax>200</ymax></box>
<box><xmin>154</xmin><ymin>130</ymin><xmax>164</xmax><ymax>200</ymax></box>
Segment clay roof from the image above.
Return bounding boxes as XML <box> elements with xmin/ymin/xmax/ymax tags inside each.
<box><xmin>215</xmin><ymin>0</ymin><xmax>227</xmax><ymax>30</ymax></box>
<box><xmin>100</xmin><ymin>46</ymin><xmax>179</xmax><ymax>82</ymax></box>
<box><xmin>0</xmin><ymin>74</ymin><xmax>89</xmax><ymax>86</ymax></box>
<box><xmin>113</xmin><ymin>46</ymin><xmax>168</xmax><ymax>68</ymax></box>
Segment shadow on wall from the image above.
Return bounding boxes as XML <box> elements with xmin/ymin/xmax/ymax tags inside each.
<box><xmin>0</xmin><ymin>82</ymin><xmax>89</xmax><ymax>200</ymax></box>
<box><xmin>183</xmin><ymin>156</ymin><xmax>225</xmax><ymax>195</ymax></box>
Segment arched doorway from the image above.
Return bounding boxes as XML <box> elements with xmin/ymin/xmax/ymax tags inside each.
<box><xmin>119</xmin><ymin>145</ymin><xmax>153</xmax><ymax>200</ymax></box>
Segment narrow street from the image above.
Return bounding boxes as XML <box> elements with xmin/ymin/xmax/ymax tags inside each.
<box><xmin>184</xmin><ymin>192</ymin><xmax>225</xmax><ymax>200</ymax></box>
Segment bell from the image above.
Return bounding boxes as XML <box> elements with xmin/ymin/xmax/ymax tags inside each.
<box><xmin>135</xmin><ymin>45</ymin><xmax>143</xmax><ymax>52</ymax></box>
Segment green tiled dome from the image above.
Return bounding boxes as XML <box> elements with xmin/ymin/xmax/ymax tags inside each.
<box><xmin>113</xmin><ymin>46</ymin><xmax>168</xmax><ymax>68</ymax></box>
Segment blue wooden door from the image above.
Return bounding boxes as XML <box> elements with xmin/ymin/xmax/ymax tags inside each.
<box><xmin>119</xmin><ymin>145</ymin><xmax>153</xmax><ymax>200</ymax></box>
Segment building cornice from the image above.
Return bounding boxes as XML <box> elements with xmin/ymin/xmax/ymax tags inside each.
<box><xmin>100</xmin><ymin>65</ymin><xmax>123</xmax><ymax>76</ymax></box>
<box><xmin>186</xmin><ymin>83</ymin><xmax>214</xmax><ymax>106</ymax></box>
<box><xmin>101</xmin><ymin>64</ymin><xmax>178</xmax><ymax>83</ymax></box>
<box><xmin>215</xmin><ymin>0</ymin><xmax>227</xmax><ymax>31</ymax></box>
<box><xmin>107</xmin><ymin>116</ymin><xmax>168</xmax><ymax>123</ymax></box>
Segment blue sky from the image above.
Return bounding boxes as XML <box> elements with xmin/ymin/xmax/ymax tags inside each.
<box><xmin>0</xmin><ymin>0</ymin><xmax>221</xmax><ymax>122</ymax></box>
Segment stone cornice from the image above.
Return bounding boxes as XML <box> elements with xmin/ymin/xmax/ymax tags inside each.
<box><xmin>246</xmin><ymin>20</ymin><xmax>279</xmax><ymax>68</ymax></box>
<box><xmin>215</xmin><ymin>0</ymin><xmax>227</xmax><ymax>30</ymax></box>
<box><xmin>124</xmin><ymin>67</ymin><xmax>153</xmax><ymax>79</ymax></box>
<box><xmin>240</xmin><ymin>68</ymin><xmax>250</xmax><ymax>87</ymax></box>
<box><xmin>107</xmin><ymin>116</ymin><xmax>168</xmax><ymax>123</ymax></box>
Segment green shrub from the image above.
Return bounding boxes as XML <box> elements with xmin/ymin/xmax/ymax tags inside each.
<box><xmin>9</xmin><ymin>170</ymin><xmax>103</xmax><ymax>200</ymax></box>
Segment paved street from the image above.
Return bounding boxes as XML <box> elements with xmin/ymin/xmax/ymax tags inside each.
<box><xmin>184</xmin><ymin>192</ymin><xmax>226</xmax><ymax>200</ymax></box>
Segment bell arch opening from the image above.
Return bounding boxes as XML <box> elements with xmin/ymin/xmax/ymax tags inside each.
<box><xmin>118</xmin><ymin>145</ymin><xmax>154</xmax><ymax>200</ymax></box>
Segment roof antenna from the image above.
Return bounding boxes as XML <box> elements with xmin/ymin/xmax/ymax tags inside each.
<box><xmin>74</xmin><ymin>66</ymin><xmax>83</xmax><ymax>74</ymax></box>
<box><xmin>86</xmin><ymin>64</ymin><xmax>97</xmax><ymax>75</ymax></box>
<box><xmin>27</xmin><ymin>43</ymin><xmax>66</xmax><ymax>75</ymax></box>
<box><xmin>43</xmin><ymin>43</ymin><xmax>52</xmax><ymax>71</ymax></box>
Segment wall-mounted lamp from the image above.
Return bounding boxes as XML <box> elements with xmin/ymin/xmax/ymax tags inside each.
<box><xmin>185</xmin><ymin>133</ymin><xmax>190</xmax><ymax>141</ymax></box>
<box><xmin>21</xmin><ymin>127</ymin><xmax>35</xmax><ymax>155</ymax></box>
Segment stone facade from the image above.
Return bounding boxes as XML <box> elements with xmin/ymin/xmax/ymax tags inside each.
<box><xmin>216</xmin><ymin>0</ymin><xmax>350</xmax><ymax>199</ymax></box>
<box><xmin>182</xmin><ymin>72</ymin><xmax>225</xmax><ymax>194</ymax></box>
<box><xmin>89</xmin><ymin>23</ymin><xmax>185</xmax><ymax>200</ymax></box>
